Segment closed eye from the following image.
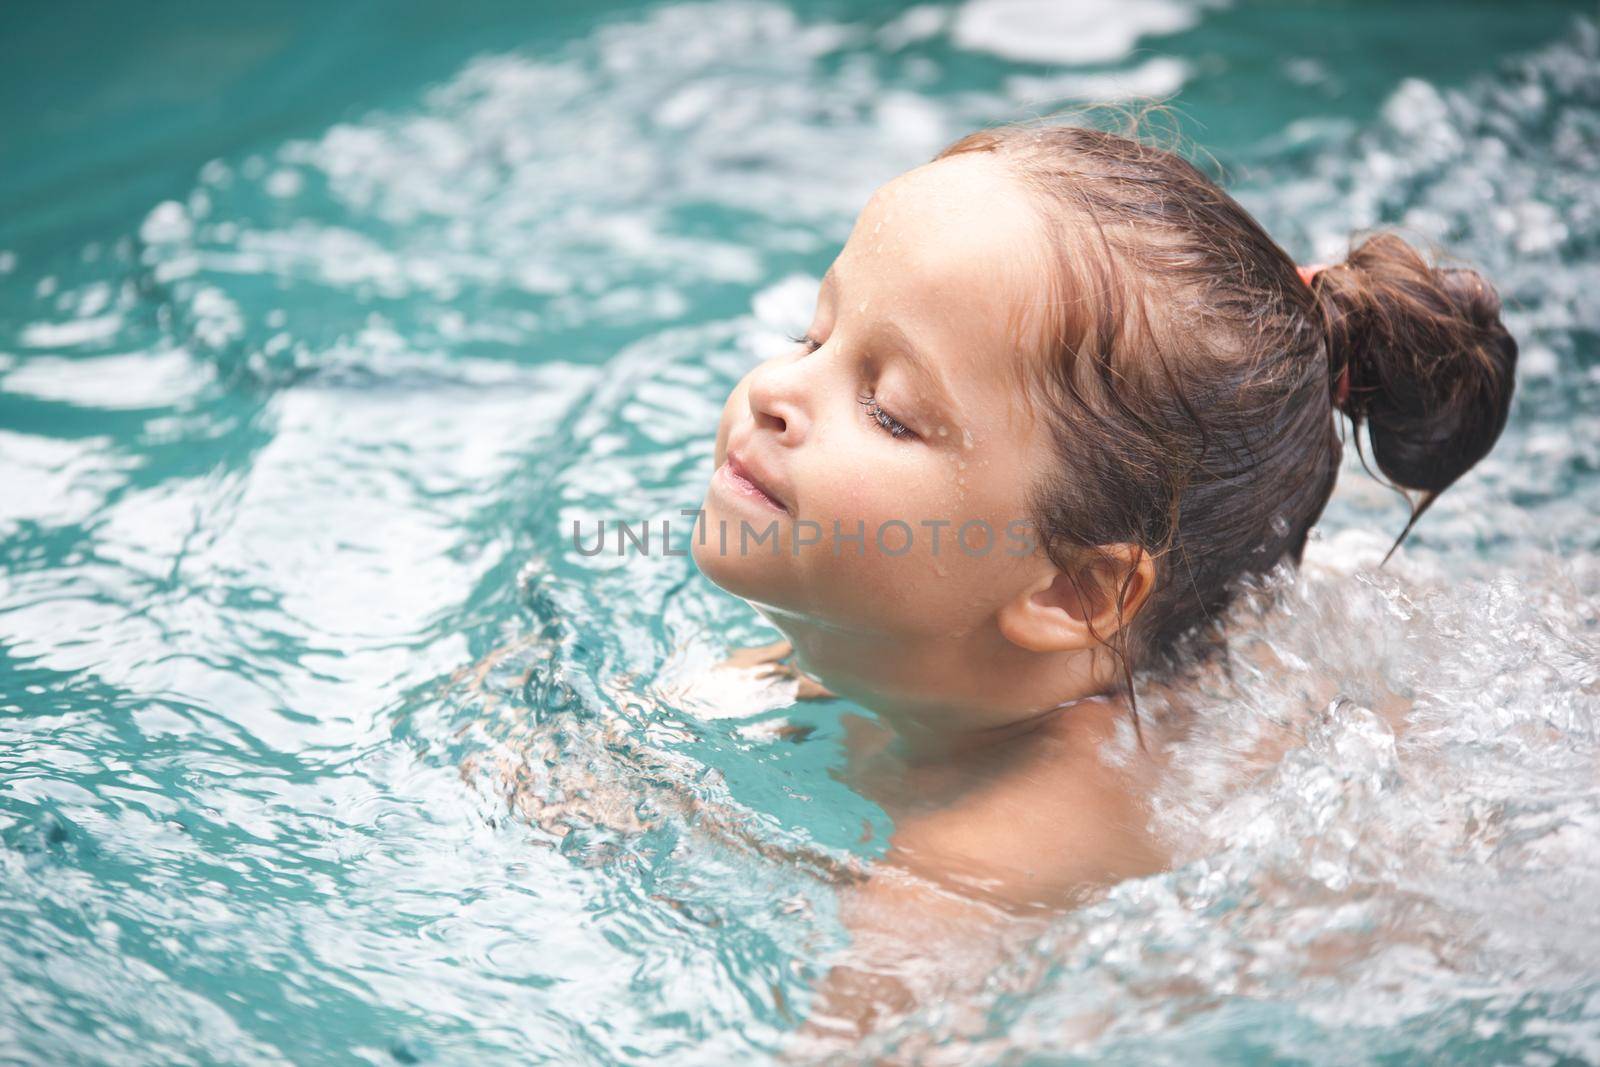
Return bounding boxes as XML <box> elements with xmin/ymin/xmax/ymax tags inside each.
<box><xmin>858</xmin><ymin>390</ymin><xmax>916</xmax><ymax>440</ymax></box>
<box><xmin>787</xmin><ymin>332</ymin><xmax>823</xmax><ymax>354</ymax></box>
<box><xmin>782</xmin><ymin>332</ymin><xmax>915</xmax><ymax>439</ymax></box>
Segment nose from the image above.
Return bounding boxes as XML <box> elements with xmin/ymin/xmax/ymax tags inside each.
<box><xmin>745</xmin><ymin>352</ymin><xmax>811</xmax><ymax>445</ymax></box>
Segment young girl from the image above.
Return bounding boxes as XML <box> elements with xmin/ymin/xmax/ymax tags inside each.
<box><xmin>690</xmin><ymin>121</ymin><xmax>1518</xmax><ymax>1021</ymax></box>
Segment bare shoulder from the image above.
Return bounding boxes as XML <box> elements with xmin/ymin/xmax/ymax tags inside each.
<box><xmin>884</xmin><ymin>704</ymin><xmax>1167</xmax><ymax>911</ymax></box>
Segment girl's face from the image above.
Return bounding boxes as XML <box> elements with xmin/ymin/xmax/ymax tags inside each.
<box><xmin>695</xmin><ymin>154</ymin><xmax>1058</xmax><ymax>640</ymax></box>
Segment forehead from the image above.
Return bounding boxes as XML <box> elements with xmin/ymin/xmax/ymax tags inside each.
<box><xmin>831</xmin><ymin>153</ymin><xmax>1053</xmax><ymax>431</ymax></box>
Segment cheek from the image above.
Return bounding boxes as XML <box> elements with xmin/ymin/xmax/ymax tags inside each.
<box><xmin>695</xmin><ymin>402</ymin><xmax>1043</xmax><ymax>636</ymax></box>
<box><xmin>809</xmin><ymin>441</ymin><xmax>997</xmax><ymax>544</ymax></box>
<box><xmin>785</xmin><ymin>449</ymin><xmax>1034</xmax><ymax>634</ymax></box>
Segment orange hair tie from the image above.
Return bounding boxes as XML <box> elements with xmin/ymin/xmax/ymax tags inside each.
<box><xmin>1297</xmin><ymin>262</ymin><xmax>1330</xmax><ymax>287</ymax></box>
<box><xmin>1297</xmin><ymin>262</ymin><xmax>1351</xmax><ymax>409</ymax></box>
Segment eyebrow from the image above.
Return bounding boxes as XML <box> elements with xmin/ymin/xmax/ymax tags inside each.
<box><xmin>821</xmin><ymin>266</ymin><xmax>963</xmax><ymax>423</ymax></box>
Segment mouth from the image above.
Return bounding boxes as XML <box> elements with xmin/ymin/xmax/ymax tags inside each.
<box><xmin>716</xmin><ymin>451</ymin><xmax>791</xmax><ymax>515</ymax></box>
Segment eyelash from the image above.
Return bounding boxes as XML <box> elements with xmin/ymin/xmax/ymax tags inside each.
<box><xmin>788</xmin><ymin>332</ymin><xmax>822</xmax><ymax>354</ymax></box>
<box><xmin>858</xmin><ymin>390</ymin><xmax>914</xmax><ymax>439</ymax></box>
<box><xmin>786</xmin><ymin>333</ymin><xmax>916</xmax><ymax>440</ymax></box>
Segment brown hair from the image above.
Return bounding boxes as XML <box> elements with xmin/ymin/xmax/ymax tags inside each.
<box><xmin>935</xmin><ymin>123</ymin><xmax>1518</xmax><ymax>712</ymax></box>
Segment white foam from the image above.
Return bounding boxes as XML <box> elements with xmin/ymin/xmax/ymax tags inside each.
<box><xmin>138</xmin><ymin>200</ymin><xmax>193</xmax><ymax>244</ymax></box>
<box><xmin>876</xmin><ymin>5</ymin><xmax>949</xmax><ymax>51</ymax></box>
<box><xmin>751</xmin><ymin>273</ymin><xmax>823</xmax><ymax>351</ymax></box>
<box><xmin>0</xmin><ymin>348</ymin><xmax>212</xmax><ymax>410</ymax></box>
<box><xmin>953</xmin><ymin>0</ymin><xmax>1207</xmax><ymax>65</ymax></box>
<box><xmin>18</xmin><ymin>313</ymin><xmax>124</xmax><ymax>348</ymax></box>
<box><xmin>0</xmin><ymin>430</ymin><xmax>131</xmax><ymax>535</ymax></box>
<box><xmin>1007</xmin><ymin>56</ymin><xmax>1192</xmax><ymax>104</ymax></box>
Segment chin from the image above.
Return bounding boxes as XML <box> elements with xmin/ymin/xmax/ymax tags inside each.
<box><xmin>694</xmin><ymin>495</ymin><xmax>825</xmax><ymax>617</ymax></box>
<box><xmin>691</xmin><ymin>497</ymin><xmax>792</xmax><ymax>604</ymax></box>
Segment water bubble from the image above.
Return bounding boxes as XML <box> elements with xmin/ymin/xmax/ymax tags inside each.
<box><xmin>265</xmin><ymin>169</ymin><xmax>305</xmax><ymax>198</ymax></box>
<box><xmin>139</xmin><ymin>201</ymin><xmax>192</xmax><ymax>244</ymax></box>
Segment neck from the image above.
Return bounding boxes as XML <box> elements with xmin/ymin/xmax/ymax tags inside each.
<box><xmin>763</xmin><ymin>608</ymin><xmax>1119</xmax><ymax>762</ymax></box>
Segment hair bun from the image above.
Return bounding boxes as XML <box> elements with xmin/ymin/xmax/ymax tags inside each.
<box><xmin>1437</xmin><ymin>266</ymin><xmax>1508</xmax><ymax>334</ymax></box>
<box><xmin>1312</xmin><ymin>234</ymin><xmax>1518</xmax><ymax>536</ymax></box>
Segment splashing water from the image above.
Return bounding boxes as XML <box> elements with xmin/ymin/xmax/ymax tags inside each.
<box><xmin>2</xmin><ymin>2</ymin><xmax>1597</xmax><ymax>1063</ymax></box>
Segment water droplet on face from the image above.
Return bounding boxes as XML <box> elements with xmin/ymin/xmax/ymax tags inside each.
<box><xmin>937</xmin><ymin>425</ymin><xmax>949</xmax><ymax>437</ymax></box>
<box><xmin>859</xmin><ymin>299</ymin><xmax>869</xmax><ymax>313</ymax></box>
<box><xmin>962</xmin><ymin>428</ymin><xmax>975</xmax><ymax>450</ymax></box>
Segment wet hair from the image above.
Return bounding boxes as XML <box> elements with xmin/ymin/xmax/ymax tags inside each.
<box><xmin>934</xmin><ymin>124</ymin><xmax>1518</xmax><ymax>715</ymax></box>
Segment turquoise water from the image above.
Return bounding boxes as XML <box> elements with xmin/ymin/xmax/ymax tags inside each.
<box><xmin>3</xmin><ymin>2</ymin><xmax>1598</xmax><ymax>1063</ymax></box>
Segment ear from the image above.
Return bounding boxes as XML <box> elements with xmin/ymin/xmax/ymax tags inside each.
<box><xmin>995</xmin><ymin>544</ymin><xmax>1157</xmax><ymax>654</ymax></box>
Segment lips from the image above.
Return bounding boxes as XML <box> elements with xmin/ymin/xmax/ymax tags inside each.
<box><xmin>721</xmin><ymin>451</ymin><xmax>791</xmax><ymax>514</ymax></box>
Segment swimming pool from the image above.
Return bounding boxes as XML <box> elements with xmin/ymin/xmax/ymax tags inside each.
<box><xmin>2</xmin><ymin>1</ymin><xmax>1597</xmax><ymax>1062</ymax></box>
